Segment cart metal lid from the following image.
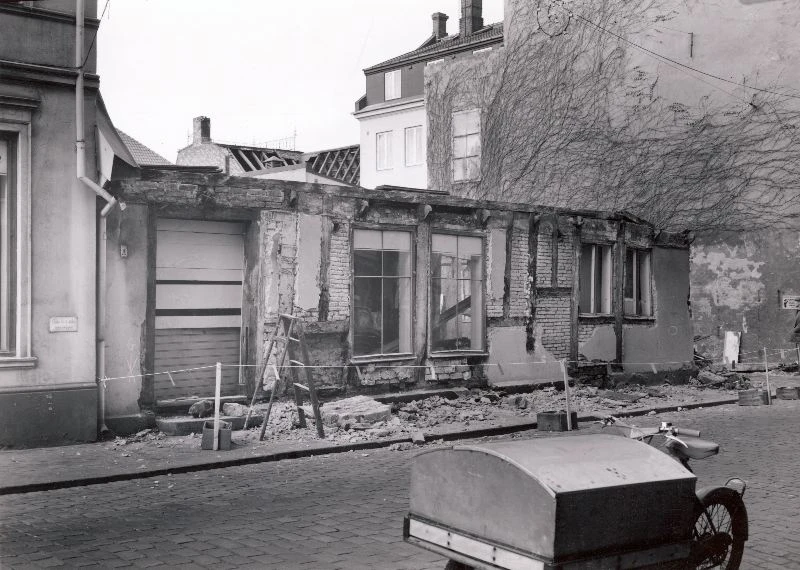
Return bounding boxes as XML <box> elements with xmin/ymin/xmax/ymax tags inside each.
<box><xmin>451</xmin><ymin>434</ymin><xmax>695</xmax><ymax>495</ymax></box>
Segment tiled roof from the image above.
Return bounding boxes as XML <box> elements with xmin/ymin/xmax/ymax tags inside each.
<box><xmin>304</xmin><ymin>145</ymin><xmax>360</xmax><ymax>186</ymax></box>
<box><xmin>364</xmin><ymin>22</ymin><xmax>503</xmax><ymax>72</ymax></box>
<box><xmin>116</xmin><ymin>129</ymin><xmax>172</xmax><ymax>166</ymax></box>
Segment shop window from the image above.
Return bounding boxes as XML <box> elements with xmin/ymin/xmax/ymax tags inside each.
<box><xmin>579</xmin><ymin>243</ymin><xmax>612</xmax><ymax>315</ymax></box>
<box><xmin>431</xmin><ymin>234</ymin><xmax>485</xmax><ymax>352</ymax></box>
<box><xmin>353</xmin><ymin>229</ymin><xmax>413</xmax><ymax>357</ymax></box>
<box><xmin>452</xmin><ymin>109</ymin><xmax>481</xmax><ymax>181</ymax></box>
<box><xmin>624</xmin><ymin>249</ymin><xmax>652</xmax><ymax>316</ymax></box>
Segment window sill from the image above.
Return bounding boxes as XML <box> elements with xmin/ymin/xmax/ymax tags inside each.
<box><xmin>429</xmin><ymin>351</ymin><xmax>488</xmax><ymax>359</ymax></box>
<box><xmin>350</xmin><ymin>353</ymin><xmax>415</xmax><ymax>365</ymax></box>
<box><xmin>0</xmin><ymin>356</ymin><xmax>37</xmax><ymax>369</ymax></box>
<box><xmin>624</xmin><ymin>315</ymin><xmax>655</xmax><ymax>322</ymax></box>
<box><xmin>579</xmin><ymin>313</ymin><xmax>614</xmax><ymax>319</ymax></box>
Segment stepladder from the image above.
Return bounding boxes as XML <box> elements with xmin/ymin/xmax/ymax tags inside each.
<box><xmin>243</xmin><ymin>314</ymin><xmax>325</xmax><ymax>439</ymax></box>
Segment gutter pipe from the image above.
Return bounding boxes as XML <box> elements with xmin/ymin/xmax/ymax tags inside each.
<box><xmin>76</xmin><ymin>0</ymin><xmax>116</xmax><ymax>434</ymax></box>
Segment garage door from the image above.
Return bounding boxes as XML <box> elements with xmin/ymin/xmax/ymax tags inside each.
<box><xmin>154</xmin><ymin>219</ymin><xmax>244</xmax><ymax>401</ymax></box>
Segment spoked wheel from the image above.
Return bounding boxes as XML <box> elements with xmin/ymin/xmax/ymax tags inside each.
<box><xmin>691</xmin><ymin>487</ymin><xmax>747</xmax><ymax>569</ymax></box>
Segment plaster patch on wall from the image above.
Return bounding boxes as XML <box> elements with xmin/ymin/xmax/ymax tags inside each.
<box><xmin>488</xmin><ymin>228</ymin><xmax>507</xmax><ymax>302</ymax></box>
<box><xmin>693</xmin><ymin>249</ymin><xmax>765</xmax><ymax>310</ymax></box>
<box><xmin>579</xmin><ymin>324</ymin><xmax>616</xmax><ymax>361</ymax></box>
<box><xmin>295</xmin><ymin>214</ymin><xmax>323</xmax><ymax>311</ymax></box>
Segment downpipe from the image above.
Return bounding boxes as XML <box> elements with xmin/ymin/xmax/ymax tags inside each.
<box><xmin>76</xmin><ymin>0</ymin><xmax>116</xmax><ymax>434</ymax></box>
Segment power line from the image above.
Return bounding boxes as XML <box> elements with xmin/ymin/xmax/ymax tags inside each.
<box><xmin>79</xmin><ymin>0</ymin><xmax>112</xmax><ymax>69</ymax></box>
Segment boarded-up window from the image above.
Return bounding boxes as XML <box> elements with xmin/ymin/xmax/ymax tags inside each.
<box><xmin>353</xmin><ymin>229</ymin><xmax>413</xmax><ymax>357</ymax></box>
<box><xmin>431</xmin><ymin>234</ymin><xmax>485</xmax><ymax>351</ymax></box>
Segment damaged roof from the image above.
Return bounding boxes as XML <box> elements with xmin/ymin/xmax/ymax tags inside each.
<box><xmin>116</xmin><ymin>129</ymin><xmax>172</xmax><ymax>167</ymax></box>
<box><xmin>364</xmin><ymin>22</ymin><xmax>503</xmax><ymax>73</ymax></box>
<box><xmin>304</xmin><ymin>145</ymin><xmax>360</xmax><ymax>186</ymax></box>
<box><xmin>218</xmin><ymin>144</ymin><xmax>303</xmax><ymax>173</ymax></box>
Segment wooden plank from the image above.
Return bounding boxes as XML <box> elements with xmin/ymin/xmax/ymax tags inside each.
<box><xmin>156</xmin><ymin>239</ymin><xmax>244</xmax><ymax>271</ymax></box>
<box><xmin>156</xmin><ymin>267</ymin><xmax>242</xmax><ymax>282</ymax></box>
<box><xmin>156</xmin><ymin>284</ymin><xmax>243</xmax><ymax>310</ymax></box>
<box><xmin>615</xmin><ymin>223</ymin><xmax>625</xmax><ymax>363</ymax></box>
<box><xmin>156</xmin><ymin>315</ymin><xmax>241</xmax><ymax>329</ymax></box>
<box><xmin>157</xmin><ymin>219</ymin><xmax>244</xmax><ymax>234</ymax></box>
<box><xmin>142</xmin><ymin>206</ymin><xmax>158</xmax><ymax>409</ymax></box>
<box><xmin>570</xmin><ymin>223</ymin><xmax>581</xmax><ymax>362</ymax></box>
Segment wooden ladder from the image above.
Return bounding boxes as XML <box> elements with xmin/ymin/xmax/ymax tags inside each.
<box><xmin>243</xmin><ymin>313</ymin><xmax>325</xmax><ymax>439</ymax></box>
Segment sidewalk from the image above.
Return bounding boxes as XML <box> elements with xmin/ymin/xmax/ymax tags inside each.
<box><xmin>0</xmin><ymin>390</ymin><xmax>747</xmax><ymax>495</ymax></box>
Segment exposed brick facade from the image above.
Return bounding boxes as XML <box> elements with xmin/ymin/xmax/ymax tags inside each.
<box><xmin>110</xmin><ymin>168</ymin><xmax>691</xmax><ymax>401</ymax></box>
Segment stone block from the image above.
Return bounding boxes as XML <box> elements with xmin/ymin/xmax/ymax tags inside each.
<box><xmin>318</xmin><ymin>395</ymin><xmax>391</xmax><ymax>426</ymax></box>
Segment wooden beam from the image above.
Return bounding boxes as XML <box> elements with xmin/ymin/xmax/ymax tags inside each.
<box><xmin>570</xmin><ymin>220</ymin><xmax>582</xmax><ymax>363</ymax></box>
<box><xmin>615</xmin><ymin>222</ymin><xmax>625</xmax><ymax>364</ymax></box>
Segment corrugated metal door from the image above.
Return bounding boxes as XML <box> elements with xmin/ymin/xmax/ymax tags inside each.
<box><xmin>154</xmin><ymin>219</ymin><xmax>244</xmax><ymax>401</ymax></box>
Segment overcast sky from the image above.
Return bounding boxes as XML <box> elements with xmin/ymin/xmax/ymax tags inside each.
<box><xmin>97</xmin><ymin>0</ymin><xmax>504</xmax><ymax>162</ymax></box>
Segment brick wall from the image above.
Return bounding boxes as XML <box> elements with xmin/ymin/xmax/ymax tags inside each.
<box><xmin>508</xmin><ymin>225</ymin><xmax>530</xmax><ymax>317</ymax></box>
<box><xmin>327</xmin><ymin>222</ymin><xmax>351</xmax><ymax>322</ymax></box>
<box><xmin>534</xmin><ymin>292</ymin><xmax>572</xmax><ymax>359</ymax></box>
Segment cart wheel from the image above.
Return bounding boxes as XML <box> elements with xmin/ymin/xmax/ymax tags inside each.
<box><xmin>691</xmin><ymin>486</ymin><xmax>747</xmax><ymax>569</ymax></box>
<box><xmin>444</xmin><ymin>561</ymin><xmax>474</xmax><ymax>570</ymax></box>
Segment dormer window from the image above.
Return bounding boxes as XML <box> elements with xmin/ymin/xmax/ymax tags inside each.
<box><xmin>385</xmin><ymin>70</ymin><xmax>401</xmax><ymax>101</ymax></box>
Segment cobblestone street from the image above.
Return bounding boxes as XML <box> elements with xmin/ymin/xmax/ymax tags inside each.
<box><xmin>1</xmin><ymin>400</ymin><xmax>798</xmax><ymax>569</ymax></box>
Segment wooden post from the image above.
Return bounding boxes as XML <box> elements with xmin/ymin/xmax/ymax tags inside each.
<box><xmin>562</xmin><ymin>359</ymin><xmax>572</xmax><ymax>431</ymax></box>
<box><xmin>763</xmin><ymin>348</ymin><xmax>772</xmax><ymax>405</ymax></box>
<box><xmin>213</xmin><ymin>362</ymin><xmax>222</xmax><ymax>451</ymax></box>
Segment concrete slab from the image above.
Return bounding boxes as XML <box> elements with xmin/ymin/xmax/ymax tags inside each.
<box><xmin>156</xmin><ymin>415</ymin><xmax>262</xmax><ymax>436</ymax></box>
<box><xmin>317</xmin><ymin>395</ymin><xmax>391</xmax><ymax>426</ymax></box>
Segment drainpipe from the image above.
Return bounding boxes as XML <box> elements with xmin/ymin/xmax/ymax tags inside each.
<box><xmin>76</xmin><ymin>0</ymin><xmax>117</xmax><ymax>434</ymax></box>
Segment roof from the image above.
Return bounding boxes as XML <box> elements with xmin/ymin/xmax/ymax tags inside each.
<box><xmin>364</xmin><ymin>22</ymin><xmax>503</xmax><ymax>73</ymax></box>
<box><xmin>304</xmin><ymin>145</ymin><xmax>360</xmax><ymax>186</ymax></box>
<box><xmin>116</xmin><ymin>129</ymin><xmax>172</xmax><ymax>166</ymax></box>
<box><xmin>217</xmin><ymin>144</ymin><xmax>303</xmax><ymax>173</ymax></box>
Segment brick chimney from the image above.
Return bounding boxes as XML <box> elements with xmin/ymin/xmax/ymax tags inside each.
<box><xmin>193</xmin><ymin>116</ymin><xmax>211</xmax><ymax>144</ymax></box>
<box><xmin>459</xmin><ymin>0</ymin><xmax>483</xmax><ymax>36</ymax></box>
<box><xmin>432</xmin><ymin>12</ymin><xmax>448</xmax><ymax>39</ymax></box>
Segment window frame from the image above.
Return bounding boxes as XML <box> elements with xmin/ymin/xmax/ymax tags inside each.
<box><xmin>404</xmin><ymin>125</ymin><xmax>424</xmax><ymax>167</ymax></box>
<box><xmin>384</xmin><ymin>69</ymin><xmax>401</xmax><ymax>101</ymax></box>
<box><xmin>429</xmin><ymin>230</ymin><xmax>487</xmax><ymax>355</ymax></box>
<box><xmin>350</xmin><ymin>225</ymin><xmax>415</xmax><ymax>361</ymax></box>
<box><xmin>376</xmin><ymin>130</ymin><xmax>393</xmax><ymax>171</ymax></box>
<box><xmin>579</xmin><ymin>242</ymin><xmax>613</xmax><ymax>316</ymax></box>
<box><xmin>0</xmin><ymin>114</ymin><xmax>34</xmax><ymax>368</ymax></box>
<box><xmin>452</xmin><ymin>109</ymin><xmax>481</xmax><ymax>182</ymax></box>
<box><xmin>624</xmin><ymin>247</ymin><xmax>653</xmax><ymax>317</ymax></box>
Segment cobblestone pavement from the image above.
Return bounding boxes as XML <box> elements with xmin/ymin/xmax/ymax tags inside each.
<box><xmin>0</xmin><ymin>400</ymin><xmax>798</xmax><ymax>569</ymax></box>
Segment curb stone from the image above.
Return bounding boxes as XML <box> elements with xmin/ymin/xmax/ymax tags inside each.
<box><xmin>0</xmin><ymin>397</ymin><xmax>739</xmax><ymax>496</ymax></box>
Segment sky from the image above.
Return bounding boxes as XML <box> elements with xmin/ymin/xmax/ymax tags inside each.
<box><xmin>97</xmin><ymin>0</ymin><xmax>505</xmax><ymax>163</ymax></box>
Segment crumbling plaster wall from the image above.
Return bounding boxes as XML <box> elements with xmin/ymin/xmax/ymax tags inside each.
<box><xmin>692</xmin><ymin>229</ymin><xmax>800</xmax><ymax>360</ymax></box>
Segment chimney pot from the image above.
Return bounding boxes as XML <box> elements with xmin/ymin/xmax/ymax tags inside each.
<box><xmin>432</xmin><ymin>12</ymin><xmax>448</xmax><ymax>39</ymax></box>
<box><xmin>459</xmin><ymin>0</ymin><xmax>483</xmax><ymax>36</ymax></box>
<box><xmin>193</xmin><ymin>116</ymin><xmax>211</xmax><ymax>144</ymax></box>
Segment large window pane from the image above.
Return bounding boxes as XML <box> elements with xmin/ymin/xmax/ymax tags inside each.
<box><xmin>0</xmin><ymin>135</ymin><xmax>16</xmax><ymax>353</ymax></box>
<box><xmin>352</xmin><ymin>229</ymin><xmax>413</xmax><ymax>356</ymax></box>
<box><xmin>431</xmin><ymin>234</ymin><xmax>485</xmax><ymax>352</ymax></box>
<box><xmin>580</xmin><ymin>243</ymin><xmax>612</xmax><ymax>314</ymax></box>
<box><xmin>452</xmin><ymin>109</ymin><xmax>481</xmax><ymax>182</ymax></box>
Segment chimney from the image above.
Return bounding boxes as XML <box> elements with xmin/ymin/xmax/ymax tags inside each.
<box><xmin>459</xmin><ymin>0</ymin><xmax>483</xmax><ymax>36</ymax></box>
<box><xmin>193</xmin><ymin>116</ymin><xmax>211</xmax><ymax>144</ymax></box>
<box><xmin>432</xmin><ymin>12</ymin><xmax>448</xmax><ymax>39</ymax></box>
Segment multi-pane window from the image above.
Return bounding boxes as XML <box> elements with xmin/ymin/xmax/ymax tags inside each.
<box><xmin>431</xmin><ymin>234</ymin><xmax>485</xmax><ymax>352</ymax></box>
<box><xmin>0</xmin><ymin>134</ymin><xmax>16</xmax><ymax>353</ymax></box>
<box><xmin>384</xmin><ymin>69</ymin><xmax>401</xmax><ymax>100</ymax></box>
<box><xmin>452</xmin><ymin>109</ymin><xmax>481</xmax><ymax>181</ymax></box>
<box><xmin>405</xmin><ymin>125</ymin><xmax>423</xmax><ymax>166</ymax></box>
<box><xmin>579</xmin><ymin>244</ymin><xmax>612</xmax><ymax>314</ymax></box>
<box><xmin>353</xmin><ymin>229</ymin><xmax>413</xmax><ymax>357</ymax></box>
<box><xmin>376</xmin><ymin>131</ymin><xmax>393</xmax><ymax>171</ymax></box>
<box><xmin>624</xmin><ymin>249</ymin><xmax>652</xmax><ymax>316</ymax></box>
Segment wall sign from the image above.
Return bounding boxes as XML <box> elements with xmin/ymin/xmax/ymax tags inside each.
<box><xmin>781</xmin><ymin>294</ymin><xmax>800</xmax><ymax>310</ymax></box>
<box><xmin>49</xmin><ymin>317</ymin><xmax>78</xmax><ymax>333</ymax></box>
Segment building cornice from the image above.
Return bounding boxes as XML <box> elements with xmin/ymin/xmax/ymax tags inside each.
<box><xmin>0</xmin><ymin>95</ymin><xmax>41</xmax><ymax>110</ymax></box>
<box><xmin>0</xmin><ymin>4</ymin><xmax>100</xmax><ymax>28</ymax></box>
<box><xmin>353</xmin><ymin>96</ymin><xmax>425</xmax><ymax>119</ymax></box>
<box><xmin>364</xmin><ymin>34</ymin><xmax>503</xmax><ymax>75</ymax></box>
<box><xmin>0</xmin><ymin>60</ymin><xmax>99</xmax><ymax>89</ymax></box>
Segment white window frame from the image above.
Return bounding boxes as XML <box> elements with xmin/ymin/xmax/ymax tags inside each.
<box><xmin>404</xmin><ymin>125</ymin><xmax>424</xmax><ymax>167</ymax></box>
<box><xmin>376</xmin><ymin>131</ymin><xmax>393</xmax><ymax>171</ymax></box>
<box><xmin>579</xmin><ymin>243</ymin><xmax>613</xmax><ymax>315</ymax></box>
<box><xmin>0</xmin><ymin>110</ymin><xmax>35</xmax><ymax>368</ymax></box>
<box><xmin>430</xmin><ymin>233</ymin><xmax>486</xmax><ymax>353</ymax></box>
<box><xmin>384</xmin><ymin>69</ymin><xmax>401</xmax><ymax>101</ymax></box>
<box><xmin>452</xmin><ymin>109</ymin><xmax>481</xmax><ymax>182</ymax></box>
<box><xmin>624</xmin><ymin>248</ymin><xmax>653</xmax><ymax>317</ymax></box>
